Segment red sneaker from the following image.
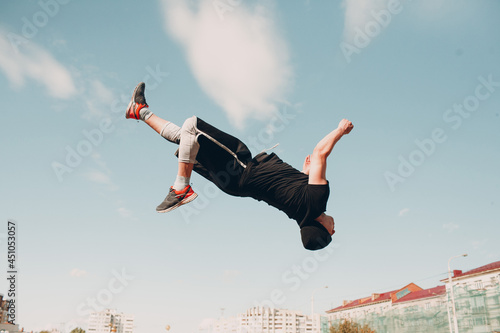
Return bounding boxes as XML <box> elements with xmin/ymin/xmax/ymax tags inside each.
<box><xmin>156</xmin><ymin>185</ymin><xmax>198</xmax><ymax>213</ymax></box>
<box><xmin>125</xmin><ymin>82</ymin><xmax>149</xmax><ymax>119</ymax></box>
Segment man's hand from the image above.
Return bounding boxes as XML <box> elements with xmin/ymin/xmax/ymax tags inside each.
<box><xmin>316</xmin><ymin>213</ymin><xmax>335</xmax><ymax>236</ymax></box>
<box><xmin>302</xmin><ymin>155</ymin><xmax>311</xmax><ymax>175</ymax></box>
<box><xmin>338</xmin><ymin>119</ymin><xmax>354</xmax><ymax>135</ymax></box>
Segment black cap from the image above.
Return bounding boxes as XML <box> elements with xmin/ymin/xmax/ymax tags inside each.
<box><xmin>300</xmin><ymin>221</ymin><xmax>333</xmax><ymax>251</ymax></box>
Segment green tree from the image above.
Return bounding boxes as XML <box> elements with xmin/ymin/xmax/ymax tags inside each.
<box><xmin>70</xmin><ymin>328</ymin><xmax>86</xmax><ymax>333</ymax></box>
<box><xmin>330</xmin><ymin>319</ymin><xmax>376</xmax><ymax>333</ymax></box>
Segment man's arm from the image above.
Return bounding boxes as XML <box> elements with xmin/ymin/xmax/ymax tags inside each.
<box><xmin>308</xmin><ymin>119</ymin><xmax>353</xmax><ymax>185</ymax></box>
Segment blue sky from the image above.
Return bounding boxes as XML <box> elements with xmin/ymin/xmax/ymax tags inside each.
<box><xmin>0</xmin><ymin>0</ymin><xmax>499</xmax><ymax>332</ymax></box>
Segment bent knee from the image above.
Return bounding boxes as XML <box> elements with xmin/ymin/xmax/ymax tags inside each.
<box><xmin>181</xmin><ymin>116</ymin><xmax>198</xmax><ymax>134</ymax></box>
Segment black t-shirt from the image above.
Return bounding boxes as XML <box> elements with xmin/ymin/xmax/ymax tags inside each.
<box><xmin>240</xmin><ymin>153</ymin><xmax>330</xmax><ymax>228</ymax></box>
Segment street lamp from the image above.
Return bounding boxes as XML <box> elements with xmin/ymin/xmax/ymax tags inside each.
<box><xmin>448</xmin><ymin>254</ymin><xmax>467</xmax><ymax>333</ymax></box>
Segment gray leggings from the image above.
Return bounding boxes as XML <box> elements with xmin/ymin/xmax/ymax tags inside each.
<box><xmin>159</xmin><ymin>116</ymin><xmax>200</xmax><ymax>164</ymax></box>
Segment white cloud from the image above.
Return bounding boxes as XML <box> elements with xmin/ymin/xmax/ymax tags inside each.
<box><xmin>85</xmin><ymin>154</ymin><xmax>118</xmax><ymax>190</ymax></box>
<box><xmin>86</xmin><ymin>170</ymin><xmax>112</xmax><ymax>185</ymax></box>
<box><xmin>0</xmin><ymin>30</ymin><xmax>76</xmax><ymax>99</ymax></box>
<box><xmin>161</xmin><ymin>0</ymin><xmax>292</xmax><ymax>128</ymax></box>
<box><xmin>471</xmin><ymin>239</ymin><xmax>487</xmax><ymax>250</ymax></box>
<box><xmin>443</xmin><ymin>222</ymin><xmax>459</xmax><ymax>233</ymax></box>
<box><xmin>91</xmin><ymin>152</ymin><xmax>111</xmax><ymax>173</ymax></box>
<box><xmin>341</xmin><ymin>0</ymin><xmax>387</xmax><ymax>43</ymax></box>
<box><xmin>117</xmin><ymin>207</ymin><xmax>133</xmax><ymax>219</ymax></box>
<box><xmin>222</xmin><ymin>269</ymin><xmax>241</xmax><ymax>283</ymax></box>
<box><xmin>83</xmin><ymin>79</ymin><xmax>116</xmax><ymax>120</ymax></box>
<box><xmin>70</xmin><ymin>268</ymin><xmax>87</xmax><ymax>277</ymax></box>
<box><xmin>398</xmin><ymin>208</ymin><xmax>409</xmax><ymax>217</ymax></box>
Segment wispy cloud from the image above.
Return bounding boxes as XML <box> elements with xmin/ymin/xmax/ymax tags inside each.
<box><xmin>398</xmin><ymin>208</ymin><xmax>410</xmax><ymax>217</ymax></box>
<box><xmin>471</xmin><ymin>239</ymin><xmax>487</xmax><ymax>250</ymax></box>
<box><xmin>82</xmin><ymin>79</ymin><xmax>116</xmax><ymax>120</ymax></box>
<box><xmin>161</xmin><ymin>0</ymin><xmax>292</xmax><ymax>128</ymax></box>
<box><xmin>442</xmin><ymin>222</ymin><xmax>459</xmax><ymax>233</ymax></box>
<box><xmin>84</xmin><ymin>153</ymin><xmax>118</xmax><ymax>190</ymax></box>
<box><xmin>0</xmin><ymin>29</ymin><xmax>76</xmax><ymax>99</ymax></box>
<box><xmin>470</xmin><ymin>239</ymin><xmax>497</xmax><ymax>259</ymax></box>
<box><xmin>341</xmin><ymin>0</ymin><xmax>386</xmax><ymax>43</ymax></box>
<box><xmin>117</xmin><ymin>207</ymin><xmax>133</xmax><ymax>219</ymax></box>
<box><xmin>222</xmin><ymin>269</ymin><xmax>241</xmax><ymax>283</ymax></box>
<box><xmin>70</xmin><ymin>268</ymin><xmax>87</xmax><ymax>277</ymax></box>
<box><xmin>86</xmin><ymin>170</ymin><xmax>112</xmax><ymax>186</ymax></box>
<box><xmin>87</xmin><ymin>155</ymin><xmax>135</xmax><ymax>218</ymax></box>
<box><xmin>91</xmin><ymin>153</ymin><xmax>111</xmax><ymax>173</ymax></box>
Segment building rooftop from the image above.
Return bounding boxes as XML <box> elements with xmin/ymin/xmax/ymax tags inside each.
<box><xmin>452</xmin><ymin>261</ymin><xmax>500</xmax><ymax>279</ymax></box>
<box><xmin>393</xmin><ymin>285</ymin><xmax>446</xmax><ymax>304</ymax></box>
<box><xmin>327</xmin><ymin>261</ymin><xmax>500</xmax><ymax>314</ymax></box>
<box><xmin>326</xmin><ymin>284</ymin><xmax>447</xmax><ymax>313</ymax></box>
<box><xmin>326</xmin><ymin>289</ymin><xmax>399</xmax><ymax>313</ymax></box>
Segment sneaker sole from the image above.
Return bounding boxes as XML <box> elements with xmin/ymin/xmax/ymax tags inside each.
<box><xmin>125</xmin><ymin>100</ymin><xmax>135</xmax><ymax>119</ymax></box>
<box><xmin>156</xmin><ymin>192</ymin><xmax>198</xmax><ymax>213</ymax></box>
<box><xmin>125</xmin><ymin>84</ymin><xmax>141</xmax><ymax>119</ymax></box>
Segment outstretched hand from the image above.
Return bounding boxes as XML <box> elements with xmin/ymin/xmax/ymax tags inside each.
<box><xmin>338</xmin><ymin>119</ymin><xmax>354</xmax><ymax>135</ymax></box>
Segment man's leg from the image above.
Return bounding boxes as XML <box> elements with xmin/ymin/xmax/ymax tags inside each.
<box><xmin>168</xmin><ymin>116</ymin><xmax>200</xmax><ymax>190</ymax></box>
<box><xmin>154</xmin><ymin>116</ymin><xmax>200</xmax><ymax>213</ymax></box>
<box><xmin>144</xmin><ymin>114</ymin><xmax>170</xmax><ymax>136</ymax></box>
<box><xmin>126</xmin><ymin>82</ymin><xmax>199</xmax><ymax>212</ymax></box>
<box><xmin>143</xmin><ymin>114</ymin><xmax>195</xmax><ymax>189</ymax></box>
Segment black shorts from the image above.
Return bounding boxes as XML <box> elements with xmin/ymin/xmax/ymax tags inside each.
<box><xmin>191</xmin><ymin>118</ymin><xmax>253</xmax><ymax>197</ymax></box>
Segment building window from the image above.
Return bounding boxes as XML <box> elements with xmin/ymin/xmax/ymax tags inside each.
<box><xmin>425</xmin><ymin>302</ymin><xmax>431</xmax><ymax>310</ymax></box>
<box><xmin>475</xmin><ymin>280</ymin><xmax>483</xmax><ymax>289</ymax></box>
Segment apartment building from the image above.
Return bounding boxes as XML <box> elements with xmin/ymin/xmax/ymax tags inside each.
<box><xmin>441</xmin><ymin>260</ymin><xmax>500</xmax><ymax>332</ymax></box>
<box><xmin>87</xmin><ymin>309</ymin><xmax>134</xmax><ymax>333</ymax></box>
<box><xmin>326</xmin><ymin>260</ymin><xmax>500</xmax><ymax>333</ymax></box>
<box><xmin>211</xmin><ymin>307</ymin><xmax>328</xmax><ymax>333</ymax></box>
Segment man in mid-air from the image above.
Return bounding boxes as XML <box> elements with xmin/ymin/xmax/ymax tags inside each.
<box><xmin>126</xmin><ymin>82</ymin><xmax>353</xmax><ymax>251</ymax></box>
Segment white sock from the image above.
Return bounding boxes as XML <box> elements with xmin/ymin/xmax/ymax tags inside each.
<box><xmin>173</xmin><ymin>176</ymin><xmax>190</xmax><ymax>191</ymax></box>
<box><xmin>140</xmin><ymin>107</ymin><xmax>153</xmax><ymax>121</ymax></box>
